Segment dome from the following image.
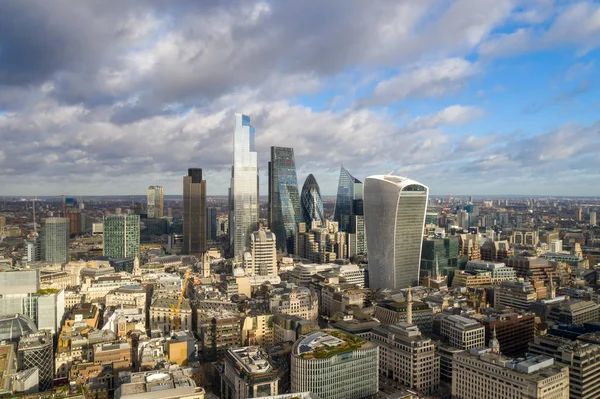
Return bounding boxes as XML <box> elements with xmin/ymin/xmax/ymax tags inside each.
<box><xmin>0</xmin><ymin>314</ymin><xmax>38</xmax><ymax>343</ymax></box>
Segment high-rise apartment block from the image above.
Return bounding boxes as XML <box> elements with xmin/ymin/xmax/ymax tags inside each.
<box><xmin>291</xmin><ymin>330</ymin><xmax>379</xmax><ymax>399</ymax></box>
<box><xmin>364</xmin><ymin>175</ymin><xmax>429</xmax><ymax>289</ymax></box>
<box><xmin>230</xmin><ymin>114</ymin><xmax>259</xmax><ymax>259</ymax></box>
<box><xmin>103</xmin><ymin>214</ymin><xmax>140</xmax><ymax>259</ymax></box>
<box><xmin>245</xmin><ymin>229</ymin><xmax>277</xmax><ymax>276</ymax></box>
<box><xmin>146</xmin><ymin>185</ymin><xmax>164</xmax><ymax>218</ymax></box>
<box><xmin>40</xmin><ymin>217</ymin><xmax>69</xmax><ymax>264</ymax></box>
<box><xmin>268</xmin><ymin>146</ymin><xmax>302</xmax><ymax>255</ymax></box>
<box><xmin>183</xmin><ymin>168</ymin><xmax>207</xmax><ymax>256</ymax></box>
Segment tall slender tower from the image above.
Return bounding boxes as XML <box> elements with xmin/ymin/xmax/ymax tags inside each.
<box><xmin>229</xmin><ymin>114</ymin><xmax>258</xmax><ymax>259</ymax></box>
<box><xmin>300</xmin><ymin>174</ymin><xmax>325</xmax><ymax>225</ymax></box>
<box><xmin>103</xmin><ymin>214</ymin><xmax>140</xmax><ymax>258</ymax></box>
<box><xmin>183</xmin><ymin>168</ymin><xmax>207</xmax><ymax>256</ymax></box>
<box><xmin>364</xmin><ymin>175</ymin><xmax>429</xmax><ymax>289</ymax></box>
<box><xmin>147</xmin><ymin>186</ymin><xmax>164</xmax><ymax>218</ymax></box>
<box><xmin>268</xmin><ymin>147</ymin><xmax>301</xmax><ymax>254</ymax></box>
<box><xmin>40</xmin><ymin>217</ymin><xmax>69</xmax><ymax>264</ymax></box>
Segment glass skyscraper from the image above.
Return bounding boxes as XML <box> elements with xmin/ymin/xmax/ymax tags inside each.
<box><xmin>147</xmin><ymin>185</ymin><xmax>164</xmax><ymax>218</ymax></box>
<box><xmin>333</xmin><ymin>166</ymin><xmax>363</xmax><ymax>232</ymax></box>
<box><xmin>40</xmin><ymin>217</ymin><xmax>69</xmax><ymax>264</ymax></box>
<box><xmin>103</xmin><ymin>214</ymin><xmax>140</xmax><ymax>259</ymax></box>
<box><xmin>268</xmin><ymin>146</ymin><xmax>301</xmax><ymax>254</ymax></box>
<box><xmin>364</xmin><ymin>175</ymin><xmax>429</xmax><ymax>289</ymax></box>
<box><xmin>300</xmin><ymin>174</ymin><xmax>325</xmax><ymax>225</ymax></box>
<box><xmin>229</xmin><ymin>113</ymin><xmax>259</xmax><ymax>259</ymax></box>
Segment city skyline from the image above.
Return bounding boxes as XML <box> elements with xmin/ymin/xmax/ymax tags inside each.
<box><xmin>1</xmin><ymin>2</ymin><xmax>600</xmax><ymax>197</ymax></box>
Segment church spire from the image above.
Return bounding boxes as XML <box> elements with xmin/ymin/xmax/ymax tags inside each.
<box><xmin>489</xmin><ymin>327</ymin><xmax>500</xmax><ymax>354</ymax></box>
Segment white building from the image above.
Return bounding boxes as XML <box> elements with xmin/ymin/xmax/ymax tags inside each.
<box><xmin>147</xmin><ymin>186</ymin><xmax>164</xmax><ymax>219</ymax></box>
<box><xmin>245</xmin><ymin>230</ymin><xmax>277</xmax><ymax>276</ymax></box>
<box><xmin>438</xmin><ymin>314</ymin><xmax>485</xmax><ymax>350</ymax></box>
<box><xmin>364</xmin><ymin>175</ymin><xmax>429</xmax><ymax>289</ymax></box>
<box><xmin>291</xmin><ymin>330</ymin><xmax>378</xmax><ymax>399</ymax></box>
<box><xmin>270</xmin><ymin>288</ymin><xmax>319</xmax><ymax>322</ymax></box>
<box><xmin>116</xmin><ymin>367</ymin><xmax>205</xmax><ymax>399</ymax></box>
<box><xmin>452</xmin><ymin>349</ymin><xmax>569</xmax><ymax>399</ymax></box>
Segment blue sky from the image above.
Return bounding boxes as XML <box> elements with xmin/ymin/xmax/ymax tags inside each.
<box><xmin>1</xmin><ymin>0</ymin><xmax>600</xmax><ymax>196</ymax></box>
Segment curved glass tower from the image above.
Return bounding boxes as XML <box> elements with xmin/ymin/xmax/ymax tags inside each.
<box><xmin>300</xmin><ymin>174</ymin><xmax>325</xmax><ymax>225</ymax></box>
<box><xmin>229</xmin><ymin>113</ymin><xmax>259</xmax><ymax>259</ymax></box>
<box><xmin>364</xmin><ymin>175</ymin><xmax>429</xmax><ymax>289</ymax></box>
<box><xmin>268</xmin><ymin>147</ymin><xmax>302</xmax><ymax>254</ymax></box>
<box><xmin>333</xmin><ymin>166</ymin><xmax>363</xmax><ymax>232</ymax></box>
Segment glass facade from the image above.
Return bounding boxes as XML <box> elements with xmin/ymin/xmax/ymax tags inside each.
<box><xmin>103</xmin><ymin>215</ymin><xmax>140</xmax><ymax>258</ymax></box>
<box><xmin>230</xmin><ymin>114</ymin><xmax>259</xmax><ymax>259</ymax></box>
<box><xmin>364</xmin><ymin>175</ymin><xmax>429</xmax><ymax>289</ymax></box>
<box><xmin>268</xmin><ymin>147</ymin><xmax>301</xmax><ymax>254</ymax></box>
<box><xmin>333</xmin><ymin>166</ymin><xmax>363</xmax><ymax>232</ymax></box>
<box><xmin>183</xmin><ymin>168</ymin><xmax>207</xmax><ymax>255</ymax></box>
<box><xmin>146</xmin><ymin>185</ymin><xmax>164</xmax><ymax>218</ymax></box>
<box><xmin>300</xmin><ymin>174</ymin><xmax>324</xmax><ymax>225</ymax></box>
<box><xmin>40</xmin><ymin>217</ymin><xmax>69</xmax><ymax>264</ymax></box>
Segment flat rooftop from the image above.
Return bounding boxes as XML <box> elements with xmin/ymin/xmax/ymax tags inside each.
<box><xmin>229</xmin><ymin>347</ymin><xmax>273</xmax><ymax>374</ymax></box>
<box><xmin>294</xmin><ymin>329</ymin><xmax>373</xmax><ymax>359</ymax></box>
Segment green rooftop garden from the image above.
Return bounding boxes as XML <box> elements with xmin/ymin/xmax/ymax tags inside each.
<box><xmin>300</xmin><ymin>330</ymin><xmax>366</xmax><ymax>360</ymax></box>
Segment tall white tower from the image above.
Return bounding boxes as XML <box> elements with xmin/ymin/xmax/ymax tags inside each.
<box><xmin>229</xmin><ymin>113</ymin><xmax>259</xmax><ymax>259</ymax></box>
<box><xmin>364</xmin><ymin>175</ymin><xmax>429</xmax><ymax>290</ymax></box>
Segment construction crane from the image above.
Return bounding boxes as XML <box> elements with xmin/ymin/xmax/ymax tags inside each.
<box><xmin>171</xmin><ymin>269</ymin><xmax>191</xmax><ymax>331</ymax></box>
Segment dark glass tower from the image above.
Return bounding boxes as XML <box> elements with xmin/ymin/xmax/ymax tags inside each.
<box><xmin>183</xmin><ymin>168</ymin><xmax>207</xmax><ymax>256</ymax></box>
<box><xmin>268</xmin><ymin>147</ymin><xmax>302</xmax><ymax>254</ymax></box>
<box><xmin>333</xmin><ymin>166</ymin><xmax>363</xmax><ymax>232</ymax></box>
<box><xmin>300</xmin><ymin>174</ymin><xmax>325</xmax><ymax>225</ymax></box>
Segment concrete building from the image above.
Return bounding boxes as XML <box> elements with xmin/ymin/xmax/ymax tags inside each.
<box><xmin>116</xmin><ymin>368</ymin><xmax>205</xmax><ymax>399</ymax></box>
<box><xmin>438</xmin><ymin>314</ymin><xmax>485</xmax><ymax>350</ymax></box>
<box><xmin>452</xmin><ymin>349</ymin><xmax>569</xmax><ymax>399</ymax></box>
<box><xmin>291</xmin><ymin>330</ymin><xmax>379</xmax><ymax>399</ymax></box>
<box><xmin>529</xmin><ymin>335</ymin><xmax>600</xmax><ymax>399</ymax></box>
<box><xmin>368</xmin><ymin>322</ymin><xmax>439</xmax><ymax>395</ymax></box>
<box><xmin>40</xmin><ymin>217</ymin><xmax>69</xmax><ymax>264</ymax></box>
<box><xmin>270</xmin><ymin>288</ymin><xmax>319</xmax><ymax>322</ymax></box>
<box><xmin>147</xmin><ymin>186</ymin><xmax>164</xmax><ymax>219</ymax></box>
<box><xmin>103</xmin><ymin>214</ymin><xmax>140</xmax><ymax>259</ymax></box>
<box><xmin>17</xmin><ymin>332</ymin><xmax>54</xmax><ymax>392</ymax></box>
<box><xmin>458</xmin><ymin>234</ymin><xmax>481</xmax><ymax>260</ymax></box>
<box><xmin>105</xmin><ymin>284</ymin><xmax>147</xmax><ymax>309</ymax></box>
<box><xmin>183</xmin><ymin>168</ymin><xmax>207</xmax><ymax>256</ymax></box>
<box><xmin>374</xmin><ymin>299</ymin><xmax>433</xmax><ymax>334</ymax></box>
<box><xmin>197</xmin><ymin>308</ymin><xmax>242</xmax><ymax>361</ymax></box>
<box><xmin>494</xmin><ymin>280</ymin><xmax>538</xmax><ymax>311</ymax></box>
<box><xmin>150</xmin><ymin>297</ymin><xmax>192</xmax><ymax>336</ymax></box>
<box><xmin>548</xmin><ymin>300</ymin><xmax>599</xmax><ymax>326</ymax></box>
<box><xmin>221</xmin><ymin>347</ymin><xmax>279</xmax><ymax>398</ymax></box>
<box><xmin>364</xmin><ymin>175</ymin><xmax>429</xmax><ymax>289</ymax></box>
<box><xmin>241</xmin><ymin>314</ymin><xmax>275</xmax><ymax>347</ymax></box>
<box><xmin>465</xmin><ymin>260</ymin><xmax>516</xmax><ymax>281</ymax></box>
<box><xmin>246</xmin><ymin>229</ymin><xmax>277</xmax><ymax>276</ymax></box>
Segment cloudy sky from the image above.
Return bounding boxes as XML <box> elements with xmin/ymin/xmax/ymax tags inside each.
<box><xmin>1</xmin><ymin>0</ymin><xmax>600</xmax><ymax>197</ymax></box>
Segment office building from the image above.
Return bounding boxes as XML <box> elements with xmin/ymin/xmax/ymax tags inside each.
<box><xmin>548</xmin><ymin>300</ymin><xmax>599</xmax><ymax>326</ymax></box>
<box><xmin>438</xmin><ymin>314</ymin><xmax>485</xmax><ymax>350</ymax></box>
<box><xmin>17</xmin><ymin>332</ymin><xmax>53</xmax><ymax>391</ymax></box>
<box><xmin>494</xmin><ymin>280</ymin><xmax>537</xmax><ymax>311</ymax></box>
<box><xmin>65</xmin><ymin>208</ymin><xmax>81</xmax><ymax>235</ymax></box>
<box><xmin>291</xmin><ymin>330</ymin><xmax>378</xmax><ymax>399</ymax></box>
<box><xmin>590</xmin><ymin>211</ymin><xmax>597</xmax><ymax>226</ymax></box>
<box><xmin>333</xmin><ymin>166</ymin><xmax>362</xmax><ymax>232</ymax></box>
<box><xmin>270</xmin><ymin>287</ymin><xmax>319</xmax><ymax>322</ymax></box>
<box><xmin>421</xmin><ymin>236</ymin><xmax>459</xmax><ymax>276</ymax></box>
<box><xmin>529</xmin><ymin>335</ymin><xmax>600</xmax><ymax>399</ymax></box>
<box><xmin>364</xmin><ymin>175</ymin><xmax>428</xmax><ymax>289</ymax></box>
<box><xmin>183</xmin><ymin>168</ymin><xmax>207</xmax><ymax>256</ymax></box>
<box><xmin>116</xmin><ymin>368</ymin><xmax>206</xmax><ymax>399</ymax></box>
<box><xmin>368</xmin><ymin>323</ymin><xmax>439</xmax><ymax>394</ymax></box>
<box><xmin>147</xmin><ymin>186</ymin><xmax>164</xmax><ymax>218</ymax></box>
<box><xmin>452</xmin><ymin>349</ymin><xmax>569</xmax><ymax>399</ymax></box>
<box><xmin>221</xmin><ymin>347</ymin><xmax>279</xmax><ymax>398</ymax></box>
<box><xmin>268</xmin><ymin>146</ymin><xmax>302</xmax><ymax>254</ymax></box>
<box><xmin>40</xmin><ymin>217</ymin><xmax>69</xmax><ymax>264</ymax></box>
<box><xmin>300</xmin><ymin>174</ymin><xmax>324</xmax><ymax>225</ymax></box>
<box><xmin>374</xmin><ymin>299</ymin><xmax>433</xmax><ymax>334</ymax></box>
<box><xmin>150</xmin><ymin>297</ymin><xmax>192</xmax><ymax>336</ymax></box>
<box><xmin>207</xmin><ymin>207</ymin><xmax>217</xmax><ymax>241</ymax></box>
<box><xmin>246</xmin><ymin>229</ymin><xmax>277</xmax><ymax>276</ymax></box>
<box><xmin>103</xmin><ymin>214</ymin><xmax>140</xmax><ymax>258</ymax></box>
<box><xmin>475</xmin><ymin>312</ymin><xmax>535</xmax><ymax>357</ymax></box>
<box><xmin>197</xmin><ymin>308</ymin><xmax>242</xmax><ymax>361</ymax></box>
<box><xmin>229</xmin><ymin>113</ymin><xmax>259</xmax><ymax>259</ymax></box>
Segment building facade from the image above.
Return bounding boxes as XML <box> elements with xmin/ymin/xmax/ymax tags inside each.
<box><xmin>40</xmin><ymin>217</ymin><xmax>69</xmax><ymax>264</ymax></box>
<box><xmin>247</xmin><ymin>229</ymin><xmax>277</xmax><ymax>276</ymax></box>
<box><xmin>147</xmin><ymin>185</ymin><xmax>164</xmax><ymax>219</ymax></box>
<box><xmin>103</xmin><ymin>214</ymin><xmax>140</xmax><ymax>259</ymax></box>
<box><xmin>300</xmin><ymin>174</ymin><xmax>325</xmax><ymax>225</ymax></box>
<box><xmin>229</xmin><ymin>113</ymin><xmax>259</xmax><ymax>259</ymax></box>
<box><xmin>17</xmin><ymin>332</ymin><xmax>54</xmax><ymax>391</ymax></box>
<box><xmin>183</xmin><ymin>168</ymin><xmax>207</xmax><ymax>256</ymax></box>
<box><xmin>364</xmin><ymin>175</ymin><xmax>429</xmax><ymax>289</ymax></box>
<box><xmin>268</xmin><ymin>146</ymin><xmax>302</xmax><ymax>255</ymax></box>
<box><xmin>221</xmin><ymin>347</ymin><xmax>279</xmax><ymax>398</ymax></box>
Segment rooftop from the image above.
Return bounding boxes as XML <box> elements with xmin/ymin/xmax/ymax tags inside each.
<box><xmin>294</xmin><ymin>329</ymin><xmax>373</xmax><ymax>359</ymax></box>
<box><xmin>228</xmin><ymin>347</ymin><xmax>273</xmax><ymax>375</ymax></box>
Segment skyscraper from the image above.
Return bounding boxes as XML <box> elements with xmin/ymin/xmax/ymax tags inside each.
<box><xmin>364</xmin><ymin>175</ymin><xmax>429</xmax><ymax>289</ymax></box>
<box><xmin>147</xmin><ymin>186</ymin><xmax>164</xmax><ymax>218</ymax></box>
<box><xmin>333</xmin><ymin>166</ymin><xmax>363</xmax><ymax>231</ymax></box>
<box><xmin>229</xmin><ymin>114</ymin><xmax>259</xmax><ymax>259</ymax></box>
<box><xmin>183</xmin><ymin>168</ymin><xmax>207</xmax><ymax>256</ymax></box>
<box><xmin>40</xmin><ymin>217</ymin><xmax>69</xmax><ymax>264</ymax></box>
<box><xmin>103</xmin><ymin>214</ymin><xmax>140</xmax><ymax>258</ymax></box>
<box><xmin>246</xmin><ymin>229</ymin><xmax>277</xmax><ymax>276</ymax></box>
<box><xmin>300</xmin><ymin>174</ymin><xmax>324</xmax><ymax>225</ymax></box>
<box><xmin>207</xmin><ymin>207</ymin><xmax>217</xmax><ymax>241</ymax></box>
<box><xmin>268</xmin><ymin>147</ymin><xmax>301</xmax><ymax>254</ymax></box>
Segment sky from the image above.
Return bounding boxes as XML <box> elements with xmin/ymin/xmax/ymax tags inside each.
<box><xmin>1</xmin><ymin>0</ymin><xmax>600</xmax><ymax>197</ymax></box>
